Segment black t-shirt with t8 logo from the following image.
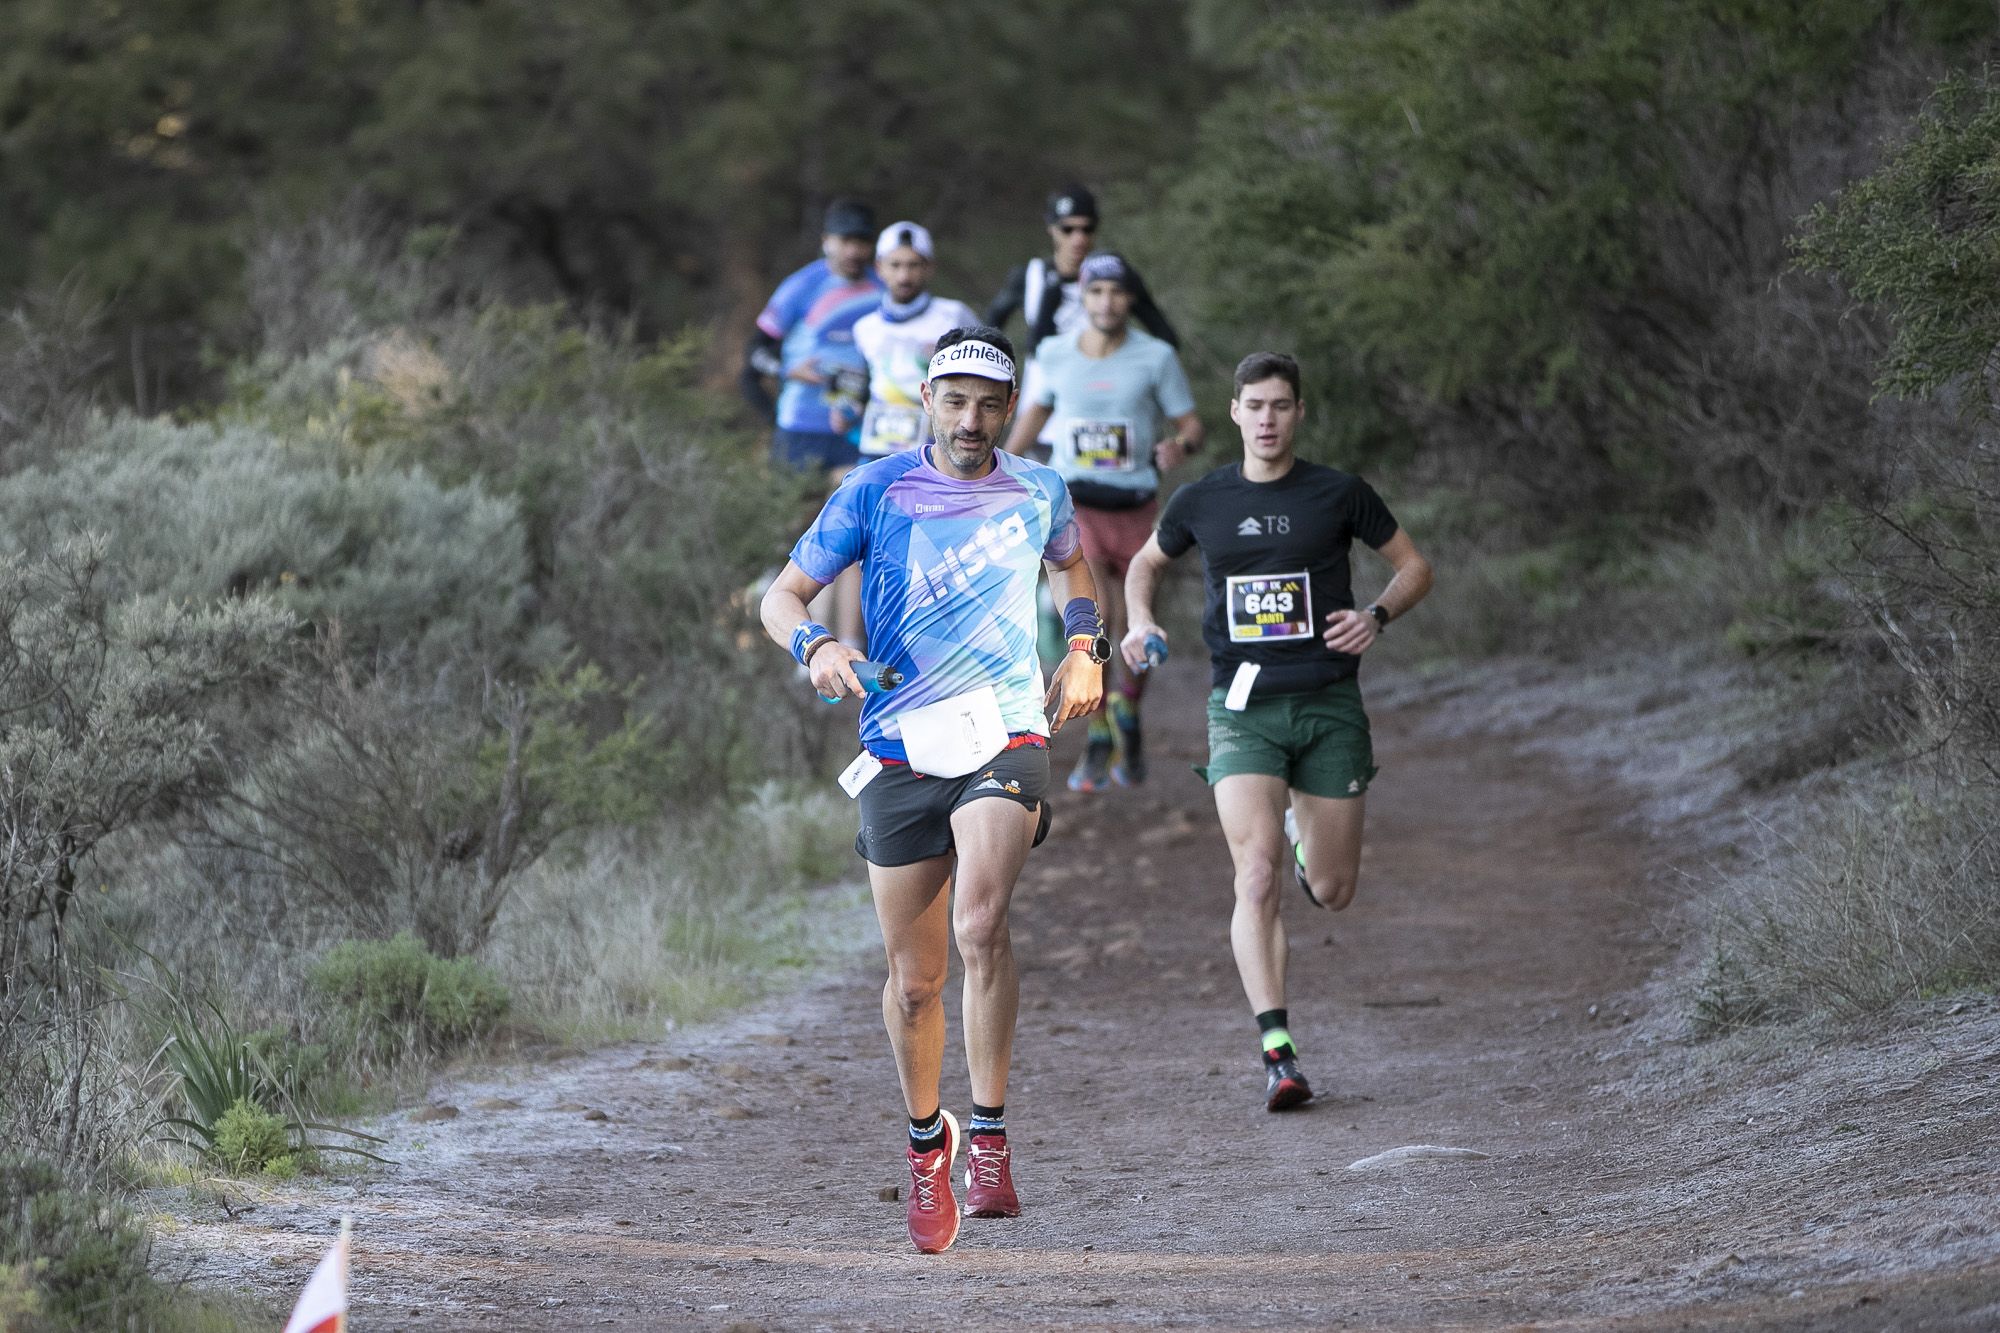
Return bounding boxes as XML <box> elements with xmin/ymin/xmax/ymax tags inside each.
<box><xmin>1154</xmin><ymin>460</ymin><xmax>1399</xmax><ymax>695</ymax></box>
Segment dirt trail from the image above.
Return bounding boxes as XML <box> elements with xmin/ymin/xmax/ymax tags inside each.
<box><xmin>155</xmin><ymin>666</ymin><xmax>2000</xmax><ymax>1329</ymax></box>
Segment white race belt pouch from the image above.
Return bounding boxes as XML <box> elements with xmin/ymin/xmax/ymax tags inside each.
<box><xmin>895</xmin><ymin>686</ymin><xmax>1009</xmax><ymax>778</ymax></box>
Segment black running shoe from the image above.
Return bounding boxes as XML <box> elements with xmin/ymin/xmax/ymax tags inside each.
<box><xmin>1264</xmin><ymin>1055</ymin><xmax>1313</xmax><ymax>1112</ymax></box>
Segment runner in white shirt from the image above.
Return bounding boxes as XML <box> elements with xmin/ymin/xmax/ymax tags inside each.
<box><xmin>853</xmin><ymin>222</ymin><xmax>981</xmax><ymax>459</ymax></box>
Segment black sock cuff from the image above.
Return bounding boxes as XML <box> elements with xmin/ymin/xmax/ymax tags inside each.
<box><xmin>1255</xmin><ymin>1008</ymin><xmax>1290</xmax><ymax>1033</ymax></box>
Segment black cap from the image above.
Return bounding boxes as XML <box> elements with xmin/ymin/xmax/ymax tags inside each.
<box><xmin>1079</xmin><ymin>252</ymin><xmax>1134</xmax><ymax>290</ymax></box>
<box><xmin>823</xmin><ymin>199</ymin><xmax>877</xmax><ymax>239</ymax></box>
<box><xmin>1044</xmin><ymin>184</ymin><xmax>1099</xmax><ymax>225</ymax></box>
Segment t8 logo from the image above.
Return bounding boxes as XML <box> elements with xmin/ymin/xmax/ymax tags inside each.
<box><xmin>911</xmin><ymin>513</ymin><xmax>1031</xmax><ymax>607</ymax></box>
<box><xmin>1237</xmin><ymin>515</ymin><xmax>1291</xmax><ymax>536</ymax></box>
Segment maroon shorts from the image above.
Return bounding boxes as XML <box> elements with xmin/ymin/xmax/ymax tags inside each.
<box><xmin>1075</xmin><ymin>499</ymin><xmax>1159</xmax><ymax>579</ymax></box>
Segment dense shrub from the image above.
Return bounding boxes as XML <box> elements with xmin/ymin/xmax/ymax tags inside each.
<box><xmin>0</xmin><ymin>539</ymin><xmax>293</xmax><ymax>991</ymax></box>
<box><xmin>0</xmin><ymin>414</ymin><xmax>541</xmax><ymax>674</ymax></box>
<box><xmin>1141</xmin><ymin>1</ymin><xmax>1990</xmax><ymax>532</ymax></box>
<box><xmin>309</xmin><ymin>932</ymin><xmax>510</xmax><ymax>1057</ymax></box>
<box><xmin>1796</xmin><ymin>70</ymin><xmax>2000</xmax><ymax>777</ymax></box>
<box><xmin>0</xmin><ymin>1159</ymin><xmax>153</xmax><ymax>1329</ymax></box>
<box><xmin>211</xmin><ymin>1099</ymin><xmax>293</xmax><ymax>1176</ymax></box>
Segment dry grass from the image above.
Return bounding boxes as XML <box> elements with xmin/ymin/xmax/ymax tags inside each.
<box><xmin>481</xmin><ymin>782</ymin><xmax>864</xmax><ymax>1044</ymax></box>
<box><xmin>1696</xmin><ymin>768</ymin><xmax>2000</xmax><ymax>1032</ymax></box>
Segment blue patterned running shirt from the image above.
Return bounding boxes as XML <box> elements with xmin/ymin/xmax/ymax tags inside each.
<box><xmin>789</xmin><ymin>447</ymin><xmax>1081</xmax><ymax>761</ymax></box>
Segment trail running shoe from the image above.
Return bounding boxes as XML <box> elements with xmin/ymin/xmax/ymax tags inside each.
<box><xmin>964</xmin><ymin>1134</ymin><xmax>1022</xmax><ymax>1218</ymax></box>
<box><xmin>1284</xmin><ymin>806</ymin><xmax>1319</xmax><ymax>907</ymax></box>
<box><xmin>1109</xmin><ymin>698</ymin><xmax>1146</xmax><ymax>786</ymax></box>
<box><xmin>1067</xmin><ymin>735</ymin><xmax>1115</xmax><ymax>793</ymax></box>
<box><xmin>1264</xmin><ymin>1054</ymin><xmax>1313</xmax><ymax>1112</ymax></box>
<box><xmin>906</xmin><ymin>1110</ymin><xmax>962</xmax><ymax>1253</ymax></box>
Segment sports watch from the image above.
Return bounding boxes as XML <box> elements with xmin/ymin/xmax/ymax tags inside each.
<box><xmin>1365</xmin><ymin>604</ymin><xmax>1390</xmax><ymax>632</ymax></box>
<box><xmin>1068</xmin><ymin>632</ymin><xmax>1112</xmax><ymax>665</ymax></box>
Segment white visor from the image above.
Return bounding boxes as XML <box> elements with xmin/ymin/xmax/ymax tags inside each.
<box><xmin>926</xmin><ymin>340</ymin><xmax>1015</xmax><ymax>384</ymax></box>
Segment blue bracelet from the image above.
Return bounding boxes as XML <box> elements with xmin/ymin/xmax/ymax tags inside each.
<box><xmin>1061</xmin><ymin>598</ymin><xmax>1102</xmax><ymax>640</ymax></box>
<box><xmin>790</xmin><ymin>621</ymin><xmax>833</xmax><ymax>666</ymax></box>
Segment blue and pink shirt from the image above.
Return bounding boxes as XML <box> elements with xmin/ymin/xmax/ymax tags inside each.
<box><xmin>790</xmin><ymin>448</ymin><xmax>1080</xmax><ymax>761</ymax></box>
<box><xmin>757</xmin><ymin>259</ymin><xmax>883</xmax><ymax>434</ymax></box>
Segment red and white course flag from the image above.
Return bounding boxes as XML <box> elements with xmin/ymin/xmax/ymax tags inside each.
<box><xmin>280</xmin><ymin>1218</ymin><xmax>350</xmax><ymax>1333</ymax></box>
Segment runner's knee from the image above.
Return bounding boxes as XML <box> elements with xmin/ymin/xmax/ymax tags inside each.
<box><xmin>1233</xmin><ymin>858</ymin><xmax>1281</xmax><ymax>914</ymax></box>
<box><xmin>885</xmin><ymin>967</ymin><xmax>945</xmax><ymax>1021</ymax></box>
<box><xmin>951</xmin><ymin>899</ymin><xmax>1011</xmax><ymax>966</ymax></box>
<box><xmin>1312</xmin><ymin>869</ymin><xmax>1358</xmax><ymax>911</ymax></box>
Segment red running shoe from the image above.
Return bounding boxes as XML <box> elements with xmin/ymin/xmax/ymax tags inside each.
<box><xmin>964</xmin><ymin>1134</ymin><xmax>1021</xmax><ymax>1218</ymax></box>
<box><xmin>905</xmin><ymin>1110</ymin><xmax>962</xmax><ymax>1253</ymax></box>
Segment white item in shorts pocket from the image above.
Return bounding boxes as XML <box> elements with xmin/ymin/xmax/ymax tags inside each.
<box><xmin>1224</xmin><ymin>662</ymin><xmax>1261</xmax><ymax>712</ymax></box>
<box><xmin>896</xmin><ymin>686</ymin><xmax>1008</xmax><ymax>778</ymax></box>
<box><xmin>837</xmin><ymin>750</ymin><xmax>885</xmax><ymax>798</ymax></box>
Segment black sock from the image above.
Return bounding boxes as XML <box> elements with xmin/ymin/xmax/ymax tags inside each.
<box><xmin>969</xmin><ymin>1102</ymin><xmax>1005</xmax><ymax>1138</ymax></box>
<box><xmin>1256</xmin><ymin>1008</ymin><xmax>1297</xmax><ymax>1064</ymax></box>
<box><xmin>908</xmin><ymin>1109</ymin><xmax>946</xmax><ymax>1154</ymax></box>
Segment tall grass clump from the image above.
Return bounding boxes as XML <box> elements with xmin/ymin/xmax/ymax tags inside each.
<box><xmin>487</xmin><ymin>783</ymin><xmax>860</xmax><ymax>1043</ymax></box>
<box><xmin>1696</xmin><ymin>773</ymin><xmax>2000</xmax><ymax>1032</ymax></box>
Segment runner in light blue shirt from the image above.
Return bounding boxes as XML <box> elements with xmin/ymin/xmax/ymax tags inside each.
<box><xmin>1004</xmin><ymin>252</ymin><xmax>1204</xmax><ymax>793</ymax></box>
<box><xmin>761</xmin><ymin>325</ymin><xmax>1105</xmax><ymax>1255</ymax></box>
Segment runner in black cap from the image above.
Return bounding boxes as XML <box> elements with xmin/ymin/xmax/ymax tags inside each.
<box><xmin>743</xmin><ymin>198</ymin><xmax>885</xmax><ymax>645</ymax></box>
<box><xmin>983</xmin><ymin>185</ymin><xmax>1178</xmax><ymax>360</ymax></box>
<box><xmin>742</xmin><ymin>198</ymin><xmax>885</xmax><ymax>477</ymax></box>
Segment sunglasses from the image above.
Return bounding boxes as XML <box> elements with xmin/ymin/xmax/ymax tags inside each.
<box><xmin>1056</xmin><ymin>222</ymin><xmax>1096</xmax><ymax>236</ymax></box>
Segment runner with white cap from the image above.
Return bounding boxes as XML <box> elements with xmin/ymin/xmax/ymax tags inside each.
<box><xmin>852</xmin><ymin>222</ymin><xmax>981</xmax><ymax>461</ymax></box>
<box><xmin>760</xmin><ymin>324</ymin><xmax>1107</xmax><ymax>1253</ymax></box>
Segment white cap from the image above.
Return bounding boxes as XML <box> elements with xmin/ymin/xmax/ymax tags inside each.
<box><xmin>875</xmin><ymin>220</ymin><xmax>934</xmax><ymax>260</ymax></box>
<box><xmin>926</xmin><ymin>339</ymin><xmax>1015</xmax><ymax>384</ymax></box>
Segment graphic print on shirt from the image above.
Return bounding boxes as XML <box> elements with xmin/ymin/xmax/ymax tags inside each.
<box><xmin>757</xmin><ymin>260</ymin><xmax>884</xmax><ymax>434</ymax></box>
<box><xmin>789</xmin><ymin>450</ymin><xmax>1080</xmax><ymax>760</ymax></box>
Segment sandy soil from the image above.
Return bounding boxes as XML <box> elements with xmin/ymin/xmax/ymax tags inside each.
<box><xmin>151</xmin><ymin>663</ymin><xmax>2000</xmax><ymax>1330</ymax></box>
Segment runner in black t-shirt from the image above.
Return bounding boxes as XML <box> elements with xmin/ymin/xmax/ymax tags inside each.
<box><xmin>1122</xmin><ymin>351</ymin><xmax>1434</xmax><ymax>1112</ymax></box>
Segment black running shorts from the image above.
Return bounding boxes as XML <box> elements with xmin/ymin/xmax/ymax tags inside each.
<box><xmin>855</xmin><ymin>745</ymin><xmax>1050</xmax><ymax>868</ymax></box>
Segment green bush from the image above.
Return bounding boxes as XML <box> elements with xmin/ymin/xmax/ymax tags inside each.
<box><xmin>146</xmin><ymin>983</ymin><xmax>385</xmax><ymax>1173</ymax></box>
<box><xmin>0</xmin><ymin>414</ymin><xmax>540</xmax><ymax>676</ymax></box>
<box><xmin>211</xmin><ymin>1099</ymin><xmax>290</xmax><ymax>1175</ymax></box>
<box><xmin>309</xmin><ymin>932</ymin><xmax>510</xmax><ymax>1056</ymax></box>
<box><xmin>0</xmin><ymin>1158</ymin><xmax>153</xmax><ymax>1329</ymax></box>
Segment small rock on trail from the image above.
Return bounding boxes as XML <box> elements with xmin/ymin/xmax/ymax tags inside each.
<box><xmin>1347</xmin><ymin>1144</ymin><xmax>1492</xmax><ymax>1170</ymax></box>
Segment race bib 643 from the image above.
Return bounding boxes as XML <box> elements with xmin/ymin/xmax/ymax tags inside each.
<box><xmin>1226</xmin><ymin>571</ymin><xmax>1312</xmax><ymax>641</ymax></box>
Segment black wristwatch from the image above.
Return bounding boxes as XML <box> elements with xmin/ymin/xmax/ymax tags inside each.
<box><xmin>1068</xmin><ymin>631</ymin><xmax>1112</xmax><ymax>665</ymax></box>
<box><xmin>1365</xmin><ymin>604</ymin><xmax>1389</xmax><ymax>632</ymax></box>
